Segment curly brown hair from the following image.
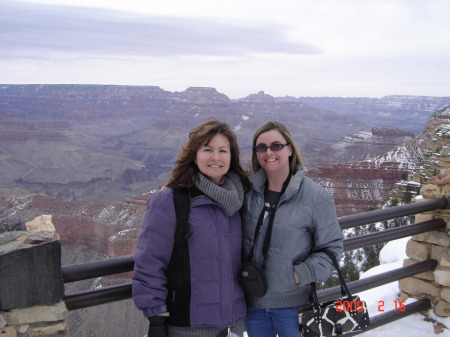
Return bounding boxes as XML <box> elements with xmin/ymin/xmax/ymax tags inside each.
<box><xmin>166</xmin><ymin>119</ymin><xmax>250</xmax><ymax>188</ymax></box>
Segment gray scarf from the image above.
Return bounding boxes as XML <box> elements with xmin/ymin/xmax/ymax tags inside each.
<box><xmin>194</xmin><ymin>171</ymin><xmax>244</xmax><ymax>217</ymax></box>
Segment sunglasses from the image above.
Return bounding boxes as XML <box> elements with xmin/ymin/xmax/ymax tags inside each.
<box><xmin>254</xmin><ymin>143</ymin><xmax>289</xmax><ymax>153</ymax></box>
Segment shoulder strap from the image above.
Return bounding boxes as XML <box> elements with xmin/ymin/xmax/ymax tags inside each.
<box><xmin>248</xmin><ymin>174</ymin><xmax>291</xmax><ymax>265</ymax></box>
<box><xmin>167</xmin><ymin>187</ymin><xmax>192</xmax><ymax>326</ymax></box>
<box><xmin>173</xmin><ymin>187</ymin><xmax>192</xmax><ymax>246</ymax></box>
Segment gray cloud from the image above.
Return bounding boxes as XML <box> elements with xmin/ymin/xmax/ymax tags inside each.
<box><xmin>0</xmin><ymin>1</ymin><xmax>321</xmax><ymax>59</ymax></box>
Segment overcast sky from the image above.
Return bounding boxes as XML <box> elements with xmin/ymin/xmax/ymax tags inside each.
<box><xmin>1</xmin><ymin>0</ymin><xmax>449</xmax><ymax>99</ymax></box>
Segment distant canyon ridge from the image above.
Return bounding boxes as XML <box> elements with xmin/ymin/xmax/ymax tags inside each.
<box><xmin>0</xmin><ymin>84</ymin><xmax>449</xmax><ymax>211</ymax></box>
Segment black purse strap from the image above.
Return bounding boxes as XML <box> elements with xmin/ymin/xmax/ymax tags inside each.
<box><xmin>309</xmin><ymin>249</ymin><xmax>354</xmax><ymax>310</ymax></box>
<box><xmin>247</xmin><ymin>174</ymin><xmax>291</xmax><ymax>265</ymax></box>
<box><xmin>173</xmin><ymin>187</ymin><xmax>192</xmax><ymax>247</ymax></box>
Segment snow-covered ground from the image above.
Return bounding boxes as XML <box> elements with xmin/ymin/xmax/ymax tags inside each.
<box><xmin>349</xmin><ymin>237</ymin><xmax>449</xmax><ymax>336</ymax></box>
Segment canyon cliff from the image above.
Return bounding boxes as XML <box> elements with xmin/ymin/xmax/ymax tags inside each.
<box><xmin>2</xmin><ymin>85</ymin><xmax>448</xmax><ymax>203</ymax></box>
<box><xmin>1</xmin><ymin>106</ymin><xmax>448</xmax><ymax>260</ymax></box>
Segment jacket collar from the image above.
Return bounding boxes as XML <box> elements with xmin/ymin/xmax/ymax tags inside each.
<box><xmin>250</xmin><ymin>164</ymin><xmax>305</xmax><ymax>200</ymax></box>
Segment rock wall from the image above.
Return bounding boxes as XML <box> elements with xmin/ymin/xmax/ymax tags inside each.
<box><xmin>0</xmin><ymin>215</ymin><xmax>70</xmax><ymax>337</ymax></box>
<box><xmin>399</xmin><ymin>126</ymin><xmax>450</xmax><ymax>317</ymax></box>
<box><xmin>399</xmin><ymin>181</ymin><xmax>450</xmax><ymax>317</ymax></box>
<box><xmin>306</xmin><ymin>161</ymin><xmax>406</xmax><ymax>216</ymax></box>
<box><xmin>0</xmin><ymin>301</ymin><xmax>69</xmax><ymax>337</ymax></box>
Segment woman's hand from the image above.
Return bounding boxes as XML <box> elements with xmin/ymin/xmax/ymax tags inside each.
<box><xmin>294</xmin><ymin>271</ymin><xmax>300</xmax><ymax>285</ymax></box>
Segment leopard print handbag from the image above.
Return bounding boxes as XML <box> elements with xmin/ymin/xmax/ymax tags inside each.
<box><xmin>298</xmin><ymin>250</ymin><xmax>370</xmax><ymax>337</ymax></box>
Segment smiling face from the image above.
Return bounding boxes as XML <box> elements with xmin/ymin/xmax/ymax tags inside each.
<box><xmin>195</xmin><ymin>133</ymin><xmax>231</xmax><ymax>183</ymax></box>
<box><xmin>255</xmin><ymin>129</ymin><xmax>292</xmax><ymax>176</ymax></box>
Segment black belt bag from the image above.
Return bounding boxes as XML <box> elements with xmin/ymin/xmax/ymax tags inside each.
<box><xmin>240</xmin><ymin>260</ymin><xmax>267</xmax><ymax>298</ymax></box>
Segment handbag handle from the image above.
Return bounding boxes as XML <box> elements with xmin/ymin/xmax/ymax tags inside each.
<box><xmin>308</xmin><ymin>249</ymin><xmax>354</xmax><ymax>310</ymax></box>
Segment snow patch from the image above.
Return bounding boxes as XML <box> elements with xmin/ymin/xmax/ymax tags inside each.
<box><xmin>109</xmin><ymin>228</ymin><xmax>133</xmax><ymax>241</ymax></box>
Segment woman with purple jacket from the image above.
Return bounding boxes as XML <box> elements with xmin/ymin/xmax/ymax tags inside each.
<box><xmin>132</xmin><ymin>120</ymin><xmax>249</xmax><ymax>337</ymax></box>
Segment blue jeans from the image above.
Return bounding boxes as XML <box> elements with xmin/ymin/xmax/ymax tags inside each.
<box><xmin>244</xmin><ymin>305</ymin><xmax>302</xmax><ymax>337</ymax></box>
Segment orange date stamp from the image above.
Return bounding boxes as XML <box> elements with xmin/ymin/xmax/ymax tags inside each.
<box><xmin>335</xmin><ymin>300</ymin><xmax>365</xmax><ymax>312</ymax></box>
<box><xmin>378</xmin><ymin>300</ymin><xmax>406</xmax><ymax>312</ymax></box>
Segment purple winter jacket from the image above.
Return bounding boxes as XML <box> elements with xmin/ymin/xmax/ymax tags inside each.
<box><xmin>132</xmin><ymin>186</ymin><xmax>247</xmax><ymax>327</ymax></box>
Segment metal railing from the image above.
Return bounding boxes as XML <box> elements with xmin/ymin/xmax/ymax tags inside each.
<box><xmin>61</xmin><ymin>196</ymin><xmax>449</xmax><ymax>331</ymax></box>
<box><xmin>337</xmin><ymin>196</ymin><xmax>448</xmax><ymax>229</ymax></box>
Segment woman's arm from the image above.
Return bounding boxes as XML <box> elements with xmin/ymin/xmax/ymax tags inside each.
<box><xmin>294</xmin><ymin>189</ymin><xmax>344</xmax><ymax>286</ymax></box>
<box><xmin>132</xmin><ymin>189</ymin><xmax>177</xmax><ymax>317</ymax></box>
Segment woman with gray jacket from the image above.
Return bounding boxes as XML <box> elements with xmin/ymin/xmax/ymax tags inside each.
<box><xmin>241</xmin><ymin>120</ymin><xmax>344</xmax><ymax>337</ymax></box>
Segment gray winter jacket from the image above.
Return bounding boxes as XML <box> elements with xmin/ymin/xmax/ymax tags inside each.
<box><xmin>242</xmin><ymin>165</ymin><xmax>344</xmax><ymax>308</ymax></box>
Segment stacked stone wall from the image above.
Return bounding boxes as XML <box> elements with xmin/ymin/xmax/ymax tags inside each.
<box><xmin>0</xmin><ymin>302</ymin><xmax>69</xmax><ymax>337</ymax></box>
<box><xmin>0</xmin><ymin>215</ymin><xmax>70</xmax><ymax>337</ymax></box>
<box><xmin>399</xmin><ymin>170</ymin><xmax>450</xmax><ymax>317</ymax></box>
